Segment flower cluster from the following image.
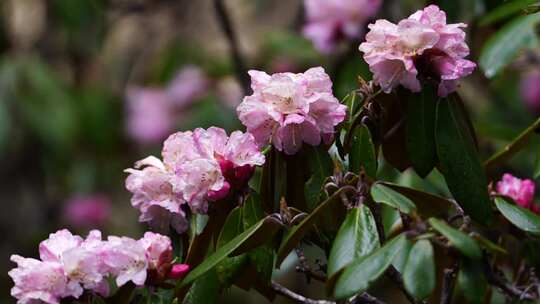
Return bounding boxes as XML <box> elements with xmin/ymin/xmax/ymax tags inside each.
<box><xmin>237</xmin><ymin>67</ymin><xmax>346</xmax><ymax>155</ymax></box>
<box><xmin>8</xmin><ymin>229</ymin><xmax>188</xmax><ymax>304</ymax></box>
<box><xmin>126</xmin><ymin>65</ymin><xmax>209</xmax><ymax>145</ymax></box>
<box><xmin>125</xmin><ymin>127</ymin><xmax>265</xmax><ymax>233</ymax></box>
<box><xmin>359</xmin><ymin>5</ymin><xmax>476</xmax><ymax>97</ymax></box>
<box><xmin>303</xmin><ymin>0</ymin><xmax>381</xmax><ymax>53</ymax></box>
<box><xmin>496</xmin><ymin>173</ymin><xmax>539</xmax><ymax>213</ymax></box>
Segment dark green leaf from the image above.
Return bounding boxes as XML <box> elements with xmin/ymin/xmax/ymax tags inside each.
<box><xmin>480</xmin><ymin>0</ymin><xmax>539</xmax><ymax>25</ymax></box>
<box><xmin>371</xmin><ymin>183</ymin><xmax>416</xmax><ymax>214</ymax></box>
<box><xmin>436</xmin><ymin>97</ymin><xmax>492</xmax><ymax>224</ymax></box>
<box><xmin>470</xmin><ymin>233</ymin><xmax>508</xmax><ymax>255</ymax></box>
<box><xmin>534</xmin><ymin>146</ymin><xmax>540</xmax><ymax>179</ymax></box>
<box><xmin>429</xmin><ymin>218</ymin><xmax>482</xmax><ymax>259</ymax></box>
<box><xmin>479</xmin><ymin>13</ymin><xmax>540</xmax><ymax>78</ymax></box>
<box><xmin>403</xmin><ymin>240</ymin><xmax>436</xmax><ymax>300</ymax></box>
<box><xmin>406</xmin><ymin>86</ymin><xmax>438</xmax><ymax>177</ymax></box>
<box><xmin>350</xmin><ymin>125</ymin><xmax>377</xmax><ymax>178</ymax></box>
<box><xmin>457</xmin><ymin>258</ymin><xmax>487</xmax><ymax>304</ymax></box>
<box><xmin>276</xmin><ymin>187</ymin><xmax>351</xmax><ymax>265</ymax></box>
<box><xmin>333</xmin><ymin>234</ymin><xmax>407</xmax><ymax>299</ymax></box>
<box><xmin>494</xmin><ymin>197</ymin><xmax>540</xmax><ymax>235</ymax></box>
<box><xmin>181</xmin><ymin>217</ymin><xmax>279</xmax><ymax>286</ymax></box>
<box><xmin>327</xmin><ymin>206</ymin><xmax>380</xmax><ymax>277</ymax></box>
<box><xmin>304</xmin><ymin>145</ymin><xmax>334</xmax><ymax>211</ymax></box>
<box><xmin>184</xmin><ymin>269</ymin><xmax>220</xmax><ymax>304</ymax></box>
<box><xmin>378</xmin><ymin>182</ymin><xmax>451</xmax><ymax>217</ymax></box>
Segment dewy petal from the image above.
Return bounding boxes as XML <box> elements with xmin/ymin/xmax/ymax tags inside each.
<box><xmin>39</xmin><ymin>230</ymin><xmax>83</xmax><ymax>263</ymax></box>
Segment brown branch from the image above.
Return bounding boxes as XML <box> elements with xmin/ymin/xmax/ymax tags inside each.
<box><xmin>271</xmin><ymin>281</ymin><xmax>336</xmax><ymax>304</ymax></box>
<box><xmin>350</xmin><ymin>293</ymin><xmax>387</xmax><ymax>304</ymax></box>
<box><xmin>440</xmin><ymin>263</ymin><xmax>459</xmax><ymax>304</ymax></box>
<box><xmin>483</xmin><ymin>258</ymin><xmax>537</xmax><ymax>301</ymax></box>
<box><xmin>213</xmin><ymin>0</ymin><xmax>251</xmax><ymax>95</ymax></box>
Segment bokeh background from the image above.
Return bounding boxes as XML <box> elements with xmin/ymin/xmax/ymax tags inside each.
<box><xmin>0</xmin><ymin>0</ymin><xmax>539</xmax><ymax>302</ymax></box>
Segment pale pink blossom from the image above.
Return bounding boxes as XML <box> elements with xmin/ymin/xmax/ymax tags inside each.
<box><xmin>496</xmin><ymin>173</ymin><xmax>536</xmax><ymax>209</ymax></box>
<box><xmin>125</xmin><ymin>156</ymin><xmax>189</xmax><ymax>234</ymax></box>
<box><xmin>520</xmin><ymin>70</ymin><xmax>540</xmax><ymax>114</ymax></box>
<box><xmin>166</xmin><ymin>65</ymin><xmax>209</xmax><ymax>107</ymax></box>
<box><xmin>39</xmin><ymin>229</ymin><xmax>83</xmax><ymax>263</ymax></box>
<box><xmin>303</xmin><ymin>0</ymin><xmax>382</xmax><ymax>53</ymax></box>
<box><xmin>126</xmin><ymin>87</ymin><xmax>175</xmax><ymax>145</ymax></box>
<box><xmin>9</xmin><ymin>255</ymin><xmax>82</xmax><ymax>304</ymax></box>
<box><xmin>359</xmin><ymin>5</ymin><xmax>476</xmax><ymax>96</ymax></box>
<box><xmin>63</xmin><ymin>194</ymin><xmax>111</xmax><ymax>228</ymax></box>
<box><xmin>139</xmin><ymin>232</ymin><xmax>173</xmax><ymax>271</ymax></box>
<box><xmin>237</xmin><ymin>67</ymin><xmax>346</xmax><ymax>155</ymax></box>
<box><xmin>102</xmin><ymin>236</ymin><xmax>148</xmax><ymax>287</ymax></box>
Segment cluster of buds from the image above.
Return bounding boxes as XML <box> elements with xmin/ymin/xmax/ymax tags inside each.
<box><xmin>496</xmin><ymin>173</ymin><xmax>539</xmax><ymax>213</ymax></box>
<box><xmin>8</xmin><ymin>229</ymin><xmax>189</xmax><ymax>304</ymax></box>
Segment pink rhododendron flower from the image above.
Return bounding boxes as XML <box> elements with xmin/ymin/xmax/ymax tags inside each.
<box><xmin>166</xmin><ymin>65</ymin><xmax>209</xmax><ymax>107</ymax></box>
<box><xmin>496</xmin><ymin>173</ymin><xmax>536</xmax><ymax>209</ymax></box>
<box><xmin>39</xmin><ymin>229</ymin><xmax>83</xmax><ymax>263</ymax></box>
<box><xmin>520</xmin><ymin>70</ymin><xmax>540</xmax><ymax>114</ymax></box>
<box><xmin>63</xmin><ymin>194</ymin><xmax>111</xmax><ymax>228</ymax></box>
<box><xmin>9</xmin><ymin>255</ymin><xmax>82</xmax><ymax>304</ymax></box>
<box><xmin>237</xmin><ymin>67</ymin><xmax>346</xmax><ymax>155</ymax></box>
<box><xmin>303</xmin><ymin>0</ymin><xmax>382</xmax><ymax>53</ymax></box>
<box><xmin>126</xmin><ymin>87</ymin><xmax>175</xmax><ymax>145</ymax></box>
<box><xmin>126</xmin><ymin>128</ymin><xmax>264</xmax><ymax>231</ymax></box>
<box><xmin>139</xmin><ymin>232</ymin><xmax>173</xmax><ymax>271</ymax></box>
<box><xmin>102</xmin><ymin>236</ymin><xmax>148</xmax><ymax>287</ymax></box>
<box><xmin>125</xmin><ymin>156</ymin><xmax>189</xmax><ymax>234</ymax></box>
<box><xmin>359</xmin><ymin>5</ymin><xmax>476</xmax><ymax>97</ymax></box>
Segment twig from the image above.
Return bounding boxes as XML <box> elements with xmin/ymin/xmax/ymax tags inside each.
<box><xmin>271</xmin><ymin>281</ymin><xmax>336</xmax><ymax>304</ymax></box>
<box><xmin>483</xmin><ymin>258</ymin><xmax>537</xmax><ymax>301</ymax></box>
<box><xmin>386</xmin><ymin>266</ymin><xmax>417</xmax><ymax>304</ymax></box>
<box><xmin>350</xmin><ymin>293</ymin><xmax>387</xmax><ymax>304</ymax></box>
<box><xmin>484</xmin><ymin>115</ymin><xmax>540</xmax><ymax>171</ymax></box>
<box><xmin>440</xmin><ymin>263</ymin><xmax>459</xmax><ymax>304</ymax></box>
<box><xmin>213</xmin><ymin>0</ymin><xmax>251</xmax><ymax>95</ymax></box>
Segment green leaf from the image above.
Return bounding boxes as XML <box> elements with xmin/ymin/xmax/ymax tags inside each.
<box><xmin>435</xmin><ymin>96</ymin><xmax>492</xmax><ymax>224</ymax></box>
<box><xmin>494</xmin><ymin>197</ymin><xmax>540</xmax><ymax>235</ymax></box>
<box><xmin>480</xmin><ymin>0</ymin><xmax>539</xmax><ymax>25</ymax></box>
<box><xmin>327</xmin><ymin>206</ymin><xmax>380</xmax><ymax>277</ymax></box>
<box><xmin>479</xmin><ymin>12</ymin><xmax>540</xmax><ymax>78</ymax></box>
<box><xmin>304</xmin><ymin>145</ymin><xmax>334</xmax><ymax>211</ymax></box>
<box><xmin>403</xmin><ymin>240</ymin><xmax>436</xmax><ymax>300</ymax></box>
<box><xmin>181</xmin><ymin>217</ymin><xmax>279</xmax><ymax>286</ymax></box>
<box><xmin>429</xmin><ymin>218</ymin><xmax>482</xmax><ymax>259</ymax></box>
<box><xmin>457</xmin><ymin>258</ymin><xmax>487</xmax><ymax>304</ymax></box>
<box><xmin>534</xmin><ymin>146</ymin><xmax>540</xmax><ymax>179</ymax></box>
<box><xmin>371</xmin><ymin>183</ymin><xmax>417</xmax><ymax>214</ymax></box>
<box><xmin>276</xmin><ymin>187</ymin><xmax>351</xmax><ymax>266</ymax></box>
<box><xmin>378</xmin><ymin>182</ymin><xmax>452</xmax><ymax>217</ymax></box>
<box><xmin>191</xmin><ymin>214</ymin><xmax>209</xmax><ymax>238</ymax></box>
<box><xmin>470</xmin><ymin>233</ymin><xmax>508</xmax><ymax>255</ymax></box>
<box><xmin>333</xmin><ymin>234</ymin><xmax>408</xmax><ymax>299</ymax></box>
<box><xmin>350</xmin><ymin>124</ymin><xmax>377</xmax><ymax>178</ymax></box>
<box><xmin>184</xmin><ymin>269</ymin><xmax>220</xmax><ymax>304</ymax></box>
<box><xmin>406</xmin><ymin>85</ymin><xmax>438</xmax><ymax>177</ymax></box>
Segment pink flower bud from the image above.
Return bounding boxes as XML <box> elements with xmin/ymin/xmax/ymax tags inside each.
<box><xmin>168</xmin><ymin>264</ymin><xmax>190</xmax><ymax>280</ymax></box>
<box><xmin>63</xmin><ymin>194</ymin><xmax>111</xmax><ymax>228</ymax></box>
<box><xmin>207</xmin><ymin>181</ymin><xmax>231</xmax><ymax>201</ymax></box>
<box><xmin>520</xmin><ymin>70</ymin><xmax>540</xmax><ymax>115</ymax></box>
<box><xmin>496</xmin><ymin>173</ymin><xmax>536</xmax><ymax>209</ymax></box>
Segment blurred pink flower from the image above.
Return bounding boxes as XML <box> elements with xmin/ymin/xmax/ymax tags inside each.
<box><xmin>63</xmin><ymin>194</ymin><xmax>111</xmax><ymax>228</ymax></box>
<box><xmin>9</xmin><ymin>255</ymin><xmax>82</xmax><ymax>304</ymax></box>
<box><xmin>166</xmin><ymin>65</ymin><xmax>209</xmax><ymax>107</ymax></box>
<box><xmin>496</xmin><ymin>173</ymin><xmax>536</xmax><ymax>209</ymax></box>
<box><xmin>359</xmin><ymin>5</ymin><xmax>476</xmax><ymax>96</ymax></box>
<box><xmin>169</xmin><ymin>264</ymin><xmax>190</xmax><ymax>280</ymax></box>
<box><xmin>520</xmin><ymin>70</ymin><xmax>540</xmax><ymax>114</ymax></box>
<box><xmin>303</xmin><ymin>0</ymin><xmax>382</xmax><ymax>53</ymax></box>
<box><xmin>126</xmin><ymin>87</ymin><xmax>175</xmax><ymax>145</ymax></box>
<box><xmin>237</xmin><ymin>67</ymin><xmax>346</xmax><ymax>155</ymax></box>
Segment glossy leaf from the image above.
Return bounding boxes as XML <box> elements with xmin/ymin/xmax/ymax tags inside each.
<box><xmin>181</xmin><ymin>217</ymin><xmax>279</xmax><ymax>286</ymax></box>
<box><xmin>350</xmin><ymin>124</ymin><xmax>377</xmax><ymax>178</ymax></box>
<box><xmin>457</xmin><ymin>258</ymin><xmax>487</xmax><ymax>304</ymax></box>
<box><xmin>304</xmin><ymin>145</ymin><xmax>334</xmax><ymax>211</ymax></box>
<box><xmin>276</xmin><ymin>187</ymin><xmax>352</xmax><ymax>265</ymax></box>
<box><xmin>378</xmin><ymin>182</ymin><xmax>451</xmax><ymax>217</ymax></box>
<box><xmin>429</xmin><ymin>218</ymin><xmax>482</xmax><ymax>259</ymax></box>
<box><xmin>333</xmin><ymin>234</ymin><xmax>407</xmax><ymax>299</ymax></box>
<box><xmin>327</xmin><ymin>206</ymin><xmax>380</xmax><ymax>277</ymax></box>
<box><xmin>405</xmin><ymin>86</ymin><xmax>438</xmax><ymax>177</ymax></box>
<box><xmin>436</xmin><ymin>97</ymin><xmax>492</xmax><ymax>224</ymax></box>
<box><xmin>479</xmin><ymin>12</ymin><xmax>540</xmax><ymax>78</ymax></box>
<box><xmin>403</xmin><ymin>240</ymin><xmax>436</xmax><ymax>300</ymax></box>
<box><xmin>184</xmin><ymin>269</ymin><xmax>220</xmax><ymax>304</ymax></box>
<box><xmin>494</xmin><ymin>197</ymin><xmax>540</xmax><ymax>235</ymax></box>
<box><xmin>371</xmin><ymin>183</ymin><xmax>416</xmax><ymax>214</ymax></box>
<box><xmin>480</xmin><ymin>0</ymin><xmax>539</xmax><ymax>26</ymax></box>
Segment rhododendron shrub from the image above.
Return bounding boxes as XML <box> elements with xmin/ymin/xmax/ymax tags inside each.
<box><xmin>9</xmin><ymin>2</ymin><xmax>540</xmax><ymax>304</ymax></box>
